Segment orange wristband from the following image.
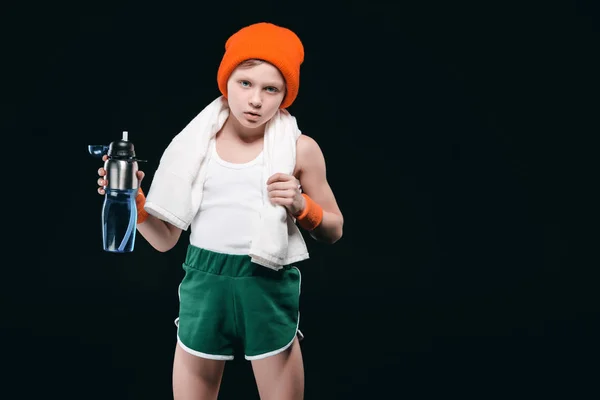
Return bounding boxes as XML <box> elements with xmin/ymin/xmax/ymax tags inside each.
<box><xmin>295</xmin><ymin>194</ymin><xmax>323</xmax><ymax>231</ymax></box>
<box><xmin>136</xmin><ymin>188</ymin><xmax>149</xmax><ymax>224</ymax></box>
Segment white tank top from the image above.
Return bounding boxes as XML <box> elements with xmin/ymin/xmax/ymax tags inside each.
<box><xmin>189</xmin><ymin>141</ymin><xmax>265</xmax><ymax>255</ymax></box>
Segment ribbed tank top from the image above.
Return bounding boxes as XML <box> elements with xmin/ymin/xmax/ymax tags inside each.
<box><xmin>189</xmin><ymin>141</ymin><xmax>264</xmax><ymax>255</ymax></box>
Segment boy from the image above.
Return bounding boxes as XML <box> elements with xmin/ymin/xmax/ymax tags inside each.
<box><xmin>97</xmin><ymin>22</ymin><xmax>343</xmax><ymax>399</ymax></box>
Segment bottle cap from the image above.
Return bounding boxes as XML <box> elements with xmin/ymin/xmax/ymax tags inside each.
<box><xmin>108</xmin><ymin>131</ymin><xmax>136</xmax><ymax>159</ymax></box>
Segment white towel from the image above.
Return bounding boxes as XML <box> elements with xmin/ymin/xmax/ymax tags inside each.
<box><xmin>144</xmin><ymin>96</ymin><xmax>309</xmax><ymax>270</ymax></box>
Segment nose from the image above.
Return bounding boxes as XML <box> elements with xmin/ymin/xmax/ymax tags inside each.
<box><xmin>249</xmin><ymin>90</ymin><xmax>262</xmax><ymax>109</ymax></box>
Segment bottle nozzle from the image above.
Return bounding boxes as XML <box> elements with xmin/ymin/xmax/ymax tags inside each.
<box><xmin>122</xmin><ymin>131</ymin><xmax>128</xmax><ymax>141</ymax></box>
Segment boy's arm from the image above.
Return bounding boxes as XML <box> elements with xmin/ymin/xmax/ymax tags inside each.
<box><xmin>135</xmin><ymin>188</ymin><xmax>182</xmax><ymax>252</ymax></box>
<box><xmin>137</xmin><ymin>213</ymin><xmax>183</xmax><ymax>252</ymax></box>
<box><xmin>294</xmin><ymin>134</ymin><xmax>344</xmax><ymax>244</ymax></box>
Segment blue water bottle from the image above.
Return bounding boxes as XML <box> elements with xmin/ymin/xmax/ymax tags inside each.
<box><xmin>89</xmin><ymin>131</ymin><xmax>145</xmax><ymax>253</ymax></box>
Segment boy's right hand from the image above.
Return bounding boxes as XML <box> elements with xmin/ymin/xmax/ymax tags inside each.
<box><xmin>97</xmin><ymin>155</ymin><xmax>145</xmax><ymax>195</ymax></box>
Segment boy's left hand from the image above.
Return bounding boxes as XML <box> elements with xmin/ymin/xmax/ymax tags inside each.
<box><xmin>266</xmin><ymin>173</ymin><xmax>305</xmax><ymax>216</ymax></box>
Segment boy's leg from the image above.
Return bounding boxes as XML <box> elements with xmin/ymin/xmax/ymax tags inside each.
<box><xmin>172</xmin><ymin>342</ymin><xmax>226</xmax><ymax>400</ymax></box>
<box><xmin>235</xmin><ymin>265</ymin><xmax>304</xmax><ymax>399</ymax></box>
<box><xmin>174</xmin><ymin>246</ymin><xmax>242</xmax><ymax>399</ymax></box>
<box><xmin>250</xmin><ymin>337</ymin><xmax>304</xmax><ymax>400</ymax></box>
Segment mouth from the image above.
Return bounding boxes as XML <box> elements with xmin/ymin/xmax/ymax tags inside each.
<box><xmin>244</xmin><ymin>111</ymin><xmax>261</xmax><ymax>117</ymax></box>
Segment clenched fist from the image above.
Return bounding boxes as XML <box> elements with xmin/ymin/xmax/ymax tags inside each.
<box><xmin>266</xmin><ymin>172</ymin><xmax>305</xmax><ymax>217</ymax></box>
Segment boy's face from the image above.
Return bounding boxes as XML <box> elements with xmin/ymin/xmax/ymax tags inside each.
<box><xmin>226</xmin><ymin>61</ymin><xmax>286</xmax><ymax>129</ymax></box>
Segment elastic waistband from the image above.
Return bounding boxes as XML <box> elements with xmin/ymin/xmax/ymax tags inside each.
<box><xmin>183</xmin><ymin>245</ymin><xmax>290</xmax><ymax>278</ymax></box>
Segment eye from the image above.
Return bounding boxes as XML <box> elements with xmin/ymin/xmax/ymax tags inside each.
<box><xmin>265</xmin><ymin>87</ymin><xmax>279</xmax><ymax>93</ymax></box>
<box><xmin>239</xmin><ymin>80</ymin><xmax>250</xmax><ymax>87</ymax></box>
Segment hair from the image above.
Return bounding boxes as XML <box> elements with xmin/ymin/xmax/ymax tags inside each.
<box><xmin>237</xmin><ymin>59</ymin><xmax>265</xmax><ymax>69</ymax></box>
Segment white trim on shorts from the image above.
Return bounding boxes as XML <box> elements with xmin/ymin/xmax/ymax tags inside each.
<box><xmin>244</xmin><ymin>267</ymin><xmax>303</xmax><ymax>360</ymax></box>
<box><xmin>174</xmin><ymin>282</ymin><xmax>235</xmax><ymax>360</ymax></box>
<box><xmin>175</xmin><ymin>317</ymin><xmax>235</xmax><ymax>360</ymax></box>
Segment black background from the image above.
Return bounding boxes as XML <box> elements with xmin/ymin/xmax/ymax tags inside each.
<box><xmin>4</xmin><ymin>1</ymin><xmax>599</xmax><ymax>399</ymax></box>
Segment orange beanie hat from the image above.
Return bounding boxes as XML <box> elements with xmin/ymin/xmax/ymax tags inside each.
<box><xmin>217</xmin><ymin>22</ymin><xmax>304</xmax><ymax>109</ymax></box>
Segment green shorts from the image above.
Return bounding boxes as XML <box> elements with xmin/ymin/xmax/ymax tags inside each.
<box><xmin>175</xmin><ymin>245</ymin><xmax>303</xmax><ymax>360</ymax></box>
